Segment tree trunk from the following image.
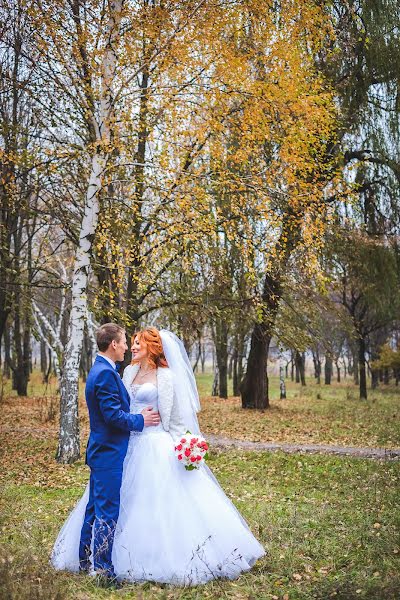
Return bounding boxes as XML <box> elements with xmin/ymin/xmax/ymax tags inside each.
<box><xmin>371</xmin><ymin>368</ymin><xmax>379</xmax><ymax>389</ymax></box>
<box><xmin>191</xmin><ymin>337</ymin><xmax>201</xmax><ymax>373</ymax></box>
<box><xmin>10</xmin><ymin>282</ymin><xmax>31</xmax><ymax>397</ymax></box>
<box><xmin>40</xmin><ymin>339</ymin><xmax>47</xmax><ymax>379</ymax></box>
<box><xmin>214</xmin><ymin>318</ymin><xmax>228</xmax><ymax>399</ymax></box>
<box><xmin>383</xmin><ymin>368</ymin><xmax>390</xmax><ymax>385</ymax></box>
<box><xmin>290</xmin><ymin>351</ymin><xmax>295</xmax><ymax>381</ymax></box>
<box><xmin>0</xmin><ymin>32</ymin><xmax>19</xmax><ymax>352</ymax></box>
<box><xmin>358</xmin><ymin>335</ymin><xmax>367</xmax><ymax>400</ymax></box>
<box><xmin>347</xmin><ymin>350</ymin><xmax>353</xmax><ymax>376</ymax></box>
<box><xmin>57</xmin><ymin>1</ymin><xmax>123</xmax><ymax>463</ymax></box>
<box><xmin>353</xmin><ymin>346</ymin><xmax>359</xmax><ymax>385</ymax></box>
<box><xmin>240</xmin><ymin>211</ymin><xmax>300</xmax><ymax>409</ymax></box>
<box><xmin>3</xmin><ymin>324</ymin><xmax>11</xmax><ymax>379</ymax></box>
<box><xmin>240</xmin><ymin>323</ymin><xmax>270</xmax><ymax>409</ymax></box>
<box><xmin>335</xmin><ymin>361</ymin><xmax>341</xmax><ymax>383</ymax></box>
<box><xmin>237</xmin><ymin>333</ymin><xmax>245</xmax><ymax>389</ymax></box>
<box><xmin>124</xmin><ymin>40</ymin><xmax>151</xmax><ymax>327</ymax></box>
<box><xmin>57</xmin><ymin>154</ymin><xmax>105</xmax><ymax>463</ymax></box>
<box><xmin>80</xmin><ymin>327</ymin><xmax>91</xmax><ymax>382</ymax></box>
<box><xmin>312</xmin><ymin>349</ymin><xmax>321</xmax><ymax>384</ymax></box>
<box><xmin>228</xmin><ymin>352</ymin><xmax>233</xmax><ymax>380</ymax></box>
<box><xmin>295</xmin><ymin>353</ymin><xmax>300</xmax><ymax>383</ymax></box>
<box><xmin>300</xmin><ymin>352</ymin><xmax>306</xmax><ymax>386</ymax></box>
<box><xmin>44</xmin><ymin>348</ymin><xmax>52</xmax><ymax>384</ymax></box>
<box><xmin>232</xmin><ymin>344</ymin><xmax>239</xmax><ymax>396</ymax></box>
<box><xmin>232</xmin><ymin>330</ymin><xmax>245</xmax><ymax>396</ymax></box>
<box><xmin>211</xmin><ymin>367</ymin><xmax>219</xmax><ymax>396</ymax></box>
<box><xmin>324</xmin><ymin>355</ymin><xmax>332</xmax><ymax>385</ymax></box>
<box><xmin>279</xmin><ymin>365</ymin><xmax>286</xmax><ymax>399</ymax></box>
<box><xmin>295</xmin><ymin>351</ymin><xmax>306</xmax><ymax>386</ymax></box>
<box><xmin>369</xmin><ymin>342</ymin><xmax>380</xmax><ymax>389</ymax></box>
<box><xmin>200</xmin><ymin>341</ymin><xmax>206</xmax><ymax>373</ymax></box>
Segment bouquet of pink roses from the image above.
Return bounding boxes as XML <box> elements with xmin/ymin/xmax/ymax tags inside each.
<box><xmin>174</xmin><ymin>431</ymin><xmax>209</xmax><ymax>470</ymax></box>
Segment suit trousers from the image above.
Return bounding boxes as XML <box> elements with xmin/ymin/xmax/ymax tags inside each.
<box><xmin>79</xmin><ymin>467</ymin><xmax>123</xmax><ymax>578</ymax></box>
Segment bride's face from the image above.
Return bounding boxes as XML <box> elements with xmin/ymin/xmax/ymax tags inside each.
<box><xmin>131</xmin><ymin>335</ymin><xmax>148</xmax><ymax>362</ymax></box>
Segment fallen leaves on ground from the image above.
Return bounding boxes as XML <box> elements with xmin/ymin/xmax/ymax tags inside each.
<box><xmin>1</xmin><ymin>378</ymin><xmax>399</xmax><ymax>489</ymax></box>
<box><xmin>198</xmin><ymin>386</ymin><xmax>400</xmax><ymax>448</ymax></box>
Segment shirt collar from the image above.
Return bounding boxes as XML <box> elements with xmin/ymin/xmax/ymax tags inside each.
<box><xmin>97</xmin><ymin>353</ymin><xmax>116</xmax><ymax>370</ymax></box>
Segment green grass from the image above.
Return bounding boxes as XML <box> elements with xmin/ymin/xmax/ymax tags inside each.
<box><xmin>198</xmin><ymin>377</ymin><xmax>400</xmax><ymax>449</ymax></box>
<box><xmin>1</xmin><ymin>449</ymin><xmax>399</xmax><ymax>599</ymax></box>
<box><xmin>0</xmin><ymin>370</ymin><xmax>60</xmax><ymax>400</ymax></box>
<box><xmin>1</xmin><ymin>371</ymin><xmax>400</xmax><ymax>598</ymax></box>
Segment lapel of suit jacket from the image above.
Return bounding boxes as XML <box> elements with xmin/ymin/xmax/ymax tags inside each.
<box><xmin>95</xmin><ymin>355</ymin><xmax>131</xmax><ymax>408</ymax></box>
<box><xmin>157</xmin><ymin>367</ymin><xmax>173</xmax><ymax>431</ymax></box>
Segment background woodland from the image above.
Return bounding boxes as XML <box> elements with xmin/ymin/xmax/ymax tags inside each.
<box><xmin>1</xmin><ymin>0</ymin><xmax>399</xmax><ymax>463</ymax></box>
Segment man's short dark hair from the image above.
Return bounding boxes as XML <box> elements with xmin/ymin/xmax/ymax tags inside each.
<box><xmin>96</xmin><ymin>323</ymin><xmax>125</xmax><ymax>352</ymax></box>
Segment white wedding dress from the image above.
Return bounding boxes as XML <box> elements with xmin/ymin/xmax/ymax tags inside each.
<box><xmin>52</xmin><ymin>381</ymin><xmax>264</xmax><ymax>585</ymax></box>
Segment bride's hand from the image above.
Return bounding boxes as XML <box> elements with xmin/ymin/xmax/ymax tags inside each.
<box><xmin>141</xmin><ymin>407</ymin><xmax>161</xmax><ymax>427</ymax></box>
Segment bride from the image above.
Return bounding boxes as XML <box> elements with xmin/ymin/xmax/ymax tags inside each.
<box><xmin>52</xmin><ymin>327</ymin><xmax>264</xmax><ymax>585</ymax></box>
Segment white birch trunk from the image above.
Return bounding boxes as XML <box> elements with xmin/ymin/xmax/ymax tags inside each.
<box><xmin>86</xmin><ymin>309</ymin><xmax>99</xmax><ymax>365</ymax></box>
<box><xmin>32</xmin><ymin>248</ymin><xmax>67</xmax><ymax>385</ymax></box>
<box><xmin>56</xmin><ymin>1</ymin><xmax>122</xmax><ymax>463</ymax></box>
<box><xmin>32</xmin><ymin>309</ymin><xmax>62</xmax><ymax>383</ymax></box>
<box><xmin>57</xmin><ymin>155</ymin><xmax>104</xmax><ymax>462</ymax></box>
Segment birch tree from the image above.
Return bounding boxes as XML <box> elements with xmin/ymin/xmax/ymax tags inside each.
<box><xmin>55</xmin><ymin>1</ymin><xmax>123</xmax><ymax>462</ymax></box>
<box><xmin>33</xmin><ymin>0</ymin><xmax>213</xmax><ymax>462</ymax></box>
<box><xmin>26</xmin><ymin>0</ymin><xmax>126</xmax><ymax>460</ymax></box>
<box><xmin>32</xmin><ymin>245</ymin><xmax>68</xmax><ymax>383</ymax></box>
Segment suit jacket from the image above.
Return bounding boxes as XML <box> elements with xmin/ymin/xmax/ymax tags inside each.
<box><xmin>85</xmin><ymin>355</ymin><xmax>144</xmax><ymax>470</ymax></box>
<box><xmin>122</xmin><ymin>364</ymin><xmax>186</xmax><ymax>441</ymax></box>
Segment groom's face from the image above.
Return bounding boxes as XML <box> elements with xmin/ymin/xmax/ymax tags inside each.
<box><xmin>112</xmin><ymin>333</ymin><xmax>128</xmax><ymax>362</ymax></box>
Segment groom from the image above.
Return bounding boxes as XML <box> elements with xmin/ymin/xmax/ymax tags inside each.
<box><xmin>79</xmin><ymin>322</ymin><xmax>160</xmax><ymax>581</ymax></box>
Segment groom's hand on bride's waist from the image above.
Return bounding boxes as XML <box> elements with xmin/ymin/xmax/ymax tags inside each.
<box><xmin>141</xmin><ymin>407</ymin><xmax>161</xmax><ymax>427</ymax></box>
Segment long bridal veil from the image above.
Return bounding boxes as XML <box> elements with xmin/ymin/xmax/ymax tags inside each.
<box><xmin>159</xmin><ymin>330</ymin><xmax>201</xmax><ymax>435</ymax></box>
<box><xmin>159</xmin><ymin>328</ymin><xmax>252</xmax><ymax>531</ymax></box>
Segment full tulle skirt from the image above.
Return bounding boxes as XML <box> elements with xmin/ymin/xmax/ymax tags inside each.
<box><xmin>51</xmin><ymin>430</ymin><xmax>265</xmax><ymax>585</ymax></box>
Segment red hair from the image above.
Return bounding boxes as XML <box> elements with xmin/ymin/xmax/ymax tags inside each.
<box><xmin>131</xmin><ymin>327</ymin><xmax>168</xmax><ymax>369</ymax></box>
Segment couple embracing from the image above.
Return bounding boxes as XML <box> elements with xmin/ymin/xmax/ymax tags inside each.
<box><xmin>51</xmin><ymin>324</ymin><xmax>264</xmax><ymax>586</ymax></box>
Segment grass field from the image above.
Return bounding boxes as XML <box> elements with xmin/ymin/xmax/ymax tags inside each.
<box><xmin>1</xmin><ymin>371</ymin><xmax>399</xmax><ymax>599</ymax></box>
<box><xmin>196</xmin><ymin>374</ymin><xmax>400</xmax><ymax>449</ymax></box>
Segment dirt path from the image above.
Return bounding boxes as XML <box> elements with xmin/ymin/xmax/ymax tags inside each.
<box><xmin>207</xmin><ymin>434</ymin><xmax>400</xmax><ymax>460</ymax></box>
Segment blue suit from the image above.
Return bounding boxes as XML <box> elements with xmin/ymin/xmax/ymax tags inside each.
<box><xmin>79</xmin><ymin>355</ymin><xmax>144</xmax><ymax>577</ymax></box>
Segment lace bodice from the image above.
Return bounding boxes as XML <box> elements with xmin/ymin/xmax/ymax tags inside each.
<box><xmin>129</xmin><ymin>382</ymin><xmax>165</xmax><ymax>434</ymax></box>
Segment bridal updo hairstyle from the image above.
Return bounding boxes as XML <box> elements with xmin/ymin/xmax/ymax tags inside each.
<box><xmin>131</xmin><ymin>327</ymin><xmax>168</xmax><ymax>369</ymax></box>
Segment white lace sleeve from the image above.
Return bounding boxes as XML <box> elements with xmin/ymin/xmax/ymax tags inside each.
<box><xmin>122</xmin><ymin>364</ymin><xmax>134</xmax><ymax>392</ymax></box>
